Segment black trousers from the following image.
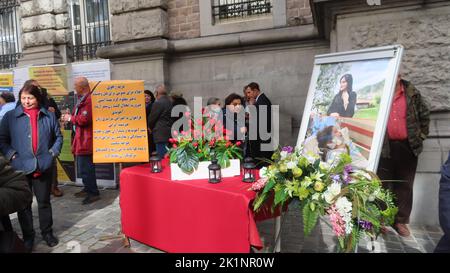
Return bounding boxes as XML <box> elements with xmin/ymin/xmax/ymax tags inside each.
<box><xmin>17</xmin><ymin>171</ymin><xmax>53</xmax><ymax>239</ymax></box>
<box><xmin>377</xmin><ymin>140</ymin><xmax>418</xmax><ymax>224</ymax></box>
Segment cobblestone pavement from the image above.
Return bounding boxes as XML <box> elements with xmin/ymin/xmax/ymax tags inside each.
<box><xmin>9</xmin><ymin>184</ymin><xmax>443</xmax><ymax>253</ymax></box>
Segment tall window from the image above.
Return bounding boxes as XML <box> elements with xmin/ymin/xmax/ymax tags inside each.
<box><xmin>69</xmin><ymin>0</ymin><xmax>111</xmax><ymax>61</ymax></box>
<box><xmin>212</xmin><ymin>0</ymin><xmax>272</xmax><ymax>24</ymax></box>
<box><xmin>0</xmin><ymin>0</ymin><xmax>21</xmax><ymax>69</ymax></box>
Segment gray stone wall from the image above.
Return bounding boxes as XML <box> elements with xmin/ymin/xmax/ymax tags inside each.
<box><xmin>20</xmin><ymin>0</ymin><xmax>70</xmax><ymax>48</ymax></box>
<box><xmin>109</xmin><ymin>0</ymin><xmax>168</xmax><ymax>42</ymax></box>
<box><xmin>335</xmin><ymin>5</ymin><xmax>450</xmax><ymax>112</ymax></box>
<box><xmin>287</xmin><ymin>0</ymin><xmax>313</xmax><ymax>26</ymax></box>
<box><xmin>167</xmin><ymin>43</ymin><xmax>329</xmax><ymax>146</ymax></box>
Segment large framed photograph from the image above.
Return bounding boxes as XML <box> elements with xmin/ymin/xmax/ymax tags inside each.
<box><xmin>296</xmin><ymin>45</ymin><xmax>404</xmax><ymax>172</ymax></box>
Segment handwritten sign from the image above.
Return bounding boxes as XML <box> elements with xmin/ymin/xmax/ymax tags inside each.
<box><xmin>92</xmin><ymin>80</ymin><xmax>149</xmax><ymax>163</ymax></box>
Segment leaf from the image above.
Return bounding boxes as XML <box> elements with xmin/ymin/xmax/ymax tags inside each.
<box><xmin>176</xmin><ymin>146</ymin><xmax>199</xmax><ymax>174</ymax></box>
<box><xmin>274</xmin><ymin>188</ymin><xmax>288</xmax><ymax>207</ymax></box>
<box><xmin>262</xmin><ymin>178</ymin><xmax>276</xmax><ymax>195</ymax></box>
<box><xmin>253</xmin><ymin>192</ymin><xmax>268</xmax><ymax>211</ymax></box>
<box><xmin>303</xmin><ymin>202</ymin><xmax>319</xmax><ymax>237</ymax></box>
<box><xmin>169</xmin><ymin>150</ymin><xmax>178</xmax><ymax>163</ymax></box>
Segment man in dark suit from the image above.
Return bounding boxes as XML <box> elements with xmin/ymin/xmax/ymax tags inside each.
<box><xmin>244</xmin><ymin>82</ymin><xmax>273</xmax><ymax>167</ymax></box>
<box><xmin>148</xmin><ymin>86</ymin><xmax>173</xmax><ymax>158</ymax></box>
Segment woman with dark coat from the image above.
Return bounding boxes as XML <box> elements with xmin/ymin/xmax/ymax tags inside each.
<box><xmin>0</xmin><ymin>85</ymin><xmax>63</xmax><ymax>251</ymax></box>
<box><xmin>223</xmin><ymin>93</ymin><xmax>246</xmax><ymax>144</ymax></box>
<box><xmin>327</xmin><ymin>74</ymin><xmax>357</xmax><ymax>118</ymax></box>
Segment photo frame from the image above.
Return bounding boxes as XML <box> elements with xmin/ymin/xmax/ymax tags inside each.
<box><xmin>296</xmin><ymin>45</ymin><xmax>404</xmax><ymax>172</ymax></box>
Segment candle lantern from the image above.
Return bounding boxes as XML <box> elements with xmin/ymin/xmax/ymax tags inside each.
<box><xmin>242</xmin><ymin>157</ymin><xmax>256</xmax><ymax>183</ymax></box>
<box><xmin>208</xmin><ymin>158</ymin><xmax>221</xmax><ymax>183</ymax></box>
<box><xmin>150</xmin><ymin>152</ymin><xmax>162</xmax><ymax>173</ymax></box>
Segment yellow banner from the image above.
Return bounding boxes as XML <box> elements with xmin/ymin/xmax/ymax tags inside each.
<box><xmin>29</xmin><ymin>65</ymin><xmax>68</xmax><ymax>96</ymax></box>
<box><xmin>0</xmin><ymin>73</ymin><xmax>13</xmax><ymax>92</ymax></box>
<box><xmin>0</xmin><ymin>73</ymin><xmax>13</xmax><ymax>86</ymax></box>
<box><xmin>92</xmin><ymin>80</ymin><xmax>149</xmax><ymax>163</ymax></box>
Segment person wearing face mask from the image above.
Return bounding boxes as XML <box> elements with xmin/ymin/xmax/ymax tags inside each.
<box><xmin>223</xmin><ymin>93</ymin><xmax>246</xmax><ymax>145</ymax></box>
<box><xmin>205</xmin><ymin>97</ymin><xmax>222</xmax><ymax>119</ymax></box>
<box><xmin>0</xmin><ymin>85</ymin><xmax>63</xmax><ymax>251</ymax></box>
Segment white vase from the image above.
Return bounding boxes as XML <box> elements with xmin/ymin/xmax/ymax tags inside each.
<box><xmin>170</xmin><ymin>159</ymin><xmax>241</xmax><ymax>181</ymax></box>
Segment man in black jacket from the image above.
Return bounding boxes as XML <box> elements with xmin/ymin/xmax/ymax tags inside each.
<box><xmin>148</xmin><ymin>86</ymin><xmax>173</xmax><ymax>158</ymax></box>
<box><xmin>244</xmin><ymin>82</ymin><xmax>273</xmax><ymax>167</ymax></box>
<box><xmin>0</xmin><ymin>155</ymin><xmax>33</xmax><ymax>252</ymax></box>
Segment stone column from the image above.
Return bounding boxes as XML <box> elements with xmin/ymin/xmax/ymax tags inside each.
<box><xmin>18</xmin><ymin>0</ymin><xmax>71</xmax><ymax>66</ymax></box>
<box><xmin>103</xmin><ymin>0</ymin><xmax>169</xmax><ymax>88</ymax></box>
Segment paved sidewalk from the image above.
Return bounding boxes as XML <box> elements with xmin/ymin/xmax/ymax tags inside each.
<box><xmin>9</xmin><ymin>184</ymin><xmax>443</xmax><ymax>253</ymax></box>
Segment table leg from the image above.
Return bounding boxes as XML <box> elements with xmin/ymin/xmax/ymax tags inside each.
<box><xmin>123</xmin><ymin>235</ymin><xmax>131</xmax><ymax>248</ymax></box>
<box><xmin>274</xmin><ymin>216</ymin><xmax>281</xmax><ymax>253</ymax></box>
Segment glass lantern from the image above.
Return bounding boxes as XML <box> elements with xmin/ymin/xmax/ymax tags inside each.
<box><xmin>208</xmin><ymin>158</ymin><xmax>221</xmax><ymax>183</ymax></box>
<box><xmin>242</xmin><ymin>157</ymin><xmax>256</xmax><ymax>183</ymax></box>
<box><xmin>150</xmin><ymin>152</ymin><xmax>162</xmax><ymax>173</ymax></box>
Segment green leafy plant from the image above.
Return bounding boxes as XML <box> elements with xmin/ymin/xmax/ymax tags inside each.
<box><xmin>250</xmin><ymin>146</ymin><xmax>397</xmax><ymax>253</ymax></box>
<box><xmin>168</xmin><ymin>111</ymin><xmax>243</xmax><ymax>174</ymax></box>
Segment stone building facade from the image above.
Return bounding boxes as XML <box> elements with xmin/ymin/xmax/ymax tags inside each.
<box><xmin>1</xmin><ymin>0</ymin><xmax>449</xmax><ymax>225</ymax></box>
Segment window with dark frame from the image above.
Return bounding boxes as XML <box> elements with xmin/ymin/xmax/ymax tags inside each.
<box><xmin>212</xmin><ymin>0</ymin><xmax>272</xmax><ymax>24</ymax></box>
<box><xmin>69</xmin><ymin>0</ymin><xmax>111</xmax><ymax>61</ymax></box>
<box><xmin>0</xmin><ymin>0</ymin><xmax>21</xmax><ymax>69</ymax></box>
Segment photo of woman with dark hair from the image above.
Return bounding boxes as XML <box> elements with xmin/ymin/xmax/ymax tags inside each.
<box><xmin>327</xmin><ymin>74</ymin><xmax>357</xmax><ymax>118</ymax></box>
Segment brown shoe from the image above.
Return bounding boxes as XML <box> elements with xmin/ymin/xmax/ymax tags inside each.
<box><xmin>51</xmin><ymin>186</ymin><xmax>63</xmax><ymax>197</ymax></box>
<box><xmin>74</xmin><ymin>190</ymin><xmax>88</xmax><ymax>198</ymax></box>
<box><xmin>394</xmin><ymin>223</ymin><xmax>411</xmax><ymax>237</ymax></box>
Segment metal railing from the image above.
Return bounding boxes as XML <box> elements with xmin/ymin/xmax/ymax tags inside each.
<box><xmin>212</xmin><ymin>0</ymin><xmax>272</xmax><ymax>24</ymax></box>
<box><xmin>72</xmin><ymin>41</ymin><xmax>111</xmax><ymax>61</ymax></box>
<box><xmin>69</xmin><ymin>0</ymin><xmax>111</xmax><ymax>61</ymax></box>
<box><xmin>0</xmin><ymin>0</ymin><xmax>21</xmax><ymax>69</ymax></box>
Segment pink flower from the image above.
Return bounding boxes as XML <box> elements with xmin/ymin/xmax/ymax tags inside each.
<box><xmin>193</xmin><ymin>142</ymin><xmax>198</xmax><ymax>148</ymax></box>
<box><xmin>184</xmin><ymin>111</ymin><xmax>191</xmax><ymax>117</ymax></box>
<box><xmin>196</xmin><ymin>118</ymin><xmax>203</xmax><ymax>125</ymax></box>
<box><xmin>172</xmin><ymin>144</ymin><xmax>178</xmax><ymax>148</ymax></box>
<box><xmin>236</xmin><ymin>141</ymin><xmax>242</xmax><ymax>146</ymax></box>
<box><xmin>327</xmin><ymin>205</ymin><xmax>346</xmax><ymax>237</ymax></box>
<box><xmin>173</xmin><ymin>130</ymin><xmax>178</xmax><ymax>137</ymax></box>
<box><xmin>251</xmin><ymin>177</ymin><xmax>269</xmax><ymax>191</ymax></box>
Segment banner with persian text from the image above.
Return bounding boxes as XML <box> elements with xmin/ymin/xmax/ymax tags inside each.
<box><xmin>92</xmin><ymin>80</ymin><xmax>149</xmax><ymax>163</ymax></box>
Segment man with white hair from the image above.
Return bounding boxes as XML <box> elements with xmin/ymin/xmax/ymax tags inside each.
<box><xmin>62</xmin><ymin>77</ymin><xmax>100</xmax><ymax>205</ymax></box>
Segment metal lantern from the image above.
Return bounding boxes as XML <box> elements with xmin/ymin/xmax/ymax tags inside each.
<box><xmin>208</xmin><ymin>158</ymin><xmax>221</xmax><ymax>183</ymax></box>
<box><xmin>242</xmin><ymin>157</ymin><xmax>256</xmax><ymax>183</ymax></box>
<box><xmin>150</xmin><ymin>152</ymin><xmax>162</xmax><ymax>173</ymax></box>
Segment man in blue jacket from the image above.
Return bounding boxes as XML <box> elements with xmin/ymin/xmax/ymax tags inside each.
<box><xmin>435</xmin><ymin>151</ymin><xmax>450</xmax><ymax>252</ymax></box>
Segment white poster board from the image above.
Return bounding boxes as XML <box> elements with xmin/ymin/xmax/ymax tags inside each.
<box><xmin>296</xmin><ymin>45</ymin><xmax>404</xmax><ymax>172</ymax></box>
<box><xmin>12</xmin><ymin>66</ymin><xmax>29</xmax><ymax>100</ymax></box>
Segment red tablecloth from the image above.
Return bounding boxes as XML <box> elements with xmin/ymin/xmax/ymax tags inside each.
<box><xmin>120</xmin><ymin>159</ymin><xmax>266</xmax><ymax>253</ymax></box>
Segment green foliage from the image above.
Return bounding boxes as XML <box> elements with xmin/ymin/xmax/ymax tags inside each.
<box><xmin>175</xmin><ymin>145</ymin><xmax>199</xmax><ymax>174</ymax></box>
<box><xmin>168</xmin><ymin>113</ymin><xmax>243</xmax><ymax>174</ymax></box>
<box><xmin>303</xmin><ymin>201</ymin><xmax>320</xmax><ymax>237</ymax></box>
<box><xmin>250</xmin><ymin>146</ymin><xmax>398</xmax><ymax>253</ymax></box>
